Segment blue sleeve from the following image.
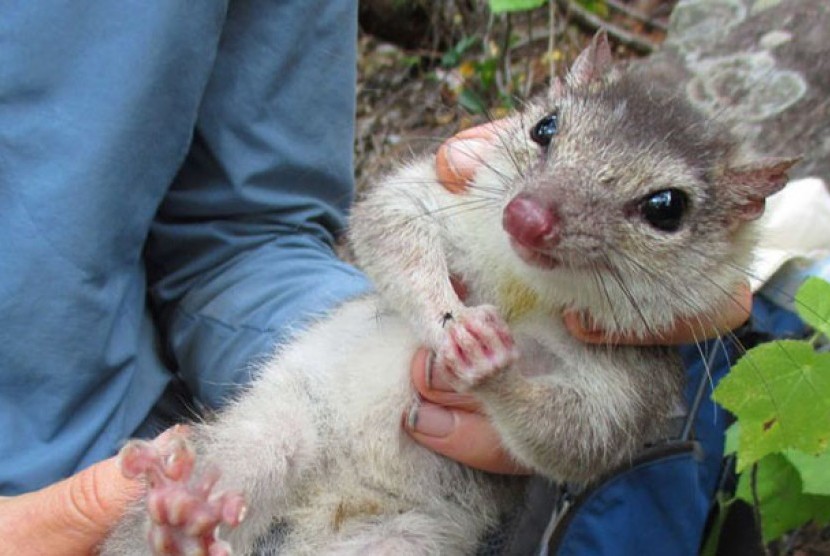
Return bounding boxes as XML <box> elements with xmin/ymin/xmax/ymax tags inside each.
<box><xmin>144</xmin><ymin>0</ymin><xmax>370</xmax><ymax>408</ymax></box>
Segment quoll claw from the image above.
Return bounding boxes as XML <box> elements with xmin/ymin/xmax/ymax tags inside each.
<box><xmin>118</xmin><ymin>427</ymin><xmax>246</xmax><ymax>556</ymax></box>
<box><xmin>435</xmin><ymin>305</ymin><xmax>518</xmax><ymax>391</ymax></box>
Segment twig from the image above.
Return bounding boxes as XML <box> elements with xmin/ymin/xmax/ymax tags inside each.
<box><xmin>548</xmin><ymin>0</ymin><xmax>557</xmax><ymax>79</ymax></box>
<box><xmin>604</xmin><ymin>0</ymin><xmax>668</xmax><ymax>31</ymax></box>
<box><xmin>750</xmin><ymin>463</ymin><xmax>772</xmax><ymax>556</ymax></box>
<box><xmin>556</xmin><ymin>0</ymin><xmax>658</xmax><ymax>54</ymax></box>
<box><xmin>482</xmin><ymin>9</ymin><xmax>494</xmax><ymax>60</ymax></box>
<box><xmin>496</xmin><ymin>13</ymin><xmax>514</xmax><ymax>97</ymax></box>
<box><xmin>523</xmin><ymin>10</ymin><xmax>534</xmax><ymax>98</ymax></box>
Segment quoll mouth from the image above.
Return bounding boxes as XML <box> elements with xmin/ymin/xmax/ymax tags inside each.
<box><xmin>508</xmin><ymin>238</ymin><xmax>562</xmax><ymax>270</ymax></box>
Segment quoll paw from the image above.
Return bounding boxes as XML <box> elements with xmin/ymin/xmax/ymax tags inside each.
<box><xmin>119</xmin><ymin>425</ymin><xmax>246</xmax><ymax>556</ymax></box>
<box><xmin>434</xmin><ymin>305</ymin><xmax>518</xmax><ymax>391</ymax></box>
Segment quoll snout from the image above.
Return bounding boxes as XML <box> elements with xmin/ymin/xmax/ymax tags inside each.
<box><xmin>502</xmin><ymin>194</ymin><xmax>561</xmax><ymax>250</ymax></box>
<box><xmin>502</xmin><ymin>194</ymin><xmax>563</xmax><ymax>269</ymax></box>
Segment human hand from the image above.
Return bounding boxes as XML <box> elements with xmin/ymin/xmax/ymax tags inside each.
<box><xmin>405</xmin><ymin>347</ymin><xmax>528</xmax><ymax>475</ymax></box>
<box><xmin>404</xmin><ymin>270</ymin><xmax>525</xmax><ymax>474</ymax></box>
<box><xmin>563</xmin><ymin>281</ymin><xmax>752</xmax><ymax>345</ymax></box>
<box><xmin>0</xmin><ymin>456</ymin><xmax>143</xmax><ymax>555</ymax></box>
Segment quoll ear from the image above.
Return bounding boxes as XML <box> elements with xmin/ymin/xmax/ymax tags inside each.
<box><xmin>548</xmin><ymin>76</ymin><xmax>566</xmax><ymax>101</ymax></box>
<box><xmin>565</xmin><ymin>29</ymin><xmax>613</xmax><ymax>89</ymax></box>
<box><xmin>723</xmin><ymin>156</ymin><xmax>801</xmax><ymax>221</ymax></box>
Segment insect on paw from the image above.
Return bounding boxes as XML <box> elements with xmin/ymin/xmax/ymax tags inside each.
<box><xmin>434</xmin><ymin>305</ymin><xmax>518</xmax><ymax>391</ymax></box>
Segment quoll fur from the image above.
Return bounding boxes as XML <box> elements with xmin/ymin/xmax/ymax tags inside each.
<box><xmin>103</xmin><ymin>32</ymin><xmax>797</xmax><ymax>555</ymax></box>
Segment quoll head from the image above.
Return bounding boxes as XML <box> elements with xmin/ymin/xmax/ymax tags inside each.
<box><xmin>496</xmin><ymin>31</ymin><xmax>798</xmax><ymax>329</ymax></box>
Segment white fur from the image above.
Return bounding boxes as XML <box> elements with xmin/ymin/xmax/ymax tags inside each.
<box><xmin>104</xmin><ymin>299</ymin><xmax>514</xmax><ymax>555</ymax></box>
<box><xmin>104</xmin><ymin>37</ymin><xmax>777</xmax><ymax>553</ymax></box>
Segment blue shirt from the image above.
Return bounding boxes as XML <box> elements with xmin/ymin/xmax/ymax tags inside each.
<box><xmin>0</xmin><ymin>0</ymin><xmax>369</xmax><ymax>493</ymax></box>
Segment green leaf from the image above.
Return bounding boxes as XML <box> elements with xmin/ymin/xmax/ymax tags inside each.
<box><xmin>488</xmin><ymin>0</ymin><xmax>547</xmax><ymax>13</ymax></box>
<box><xmin>441</xmin><ymin>36</ymin><xmax>479</xmax><ymax>68</ymax></box>
<box><xmin>457</xmin><ymin>88</ymin><xmax>487</xmax><ymax>114</ymax></box>
<box><xmin>723</xmin><ymin>421</ymin><xmax>739</xmax><ymax>455</ymax></box>
<box><xmin>475</xmin><ymin>58</ymin><xmax>499</xmax><ymax>90</ymax></box>
<box><xmin>786</xmin><ymin>448</ymin><xmax>830</xmax><ymax>496</ymax></box>
<box><xmin>575</xmin><ymin>0</ymin><xmax>610</xmax><ymax>17</ymax></box>
<box><xmin>400</xmin><ymin>55</ymin><xmax>421</xmax><ymax>69</ymax></box>
<box><xmin>735</xmin><ymin>454</ymin><xmax>830</xmax><ymax>542</ymax></box>
<box><xmin>498</xmin><ymin>91</ymin><xmax>517</xmax><ymax>110</ymax></box>
<box><xmin>795</xmin><ymin>276</ymin><xmax>830</xmax><ymax>340</ymax></box>
<box><xmin>712</xmin><ymin>340</ymin><xmax>830</xmax><ymax>471</ymax></box>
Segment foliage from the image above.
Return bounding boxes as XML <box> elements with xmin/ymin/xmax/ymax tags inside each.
<box><xmin>576</xmin><ymin>0</ymin><xmax>610</xmax><ymax>18</ymax></box>
<box><xmin>716</xmin><ymin>340</ymin><xmax>830</xmax><ymax>470</ymax></box>
<box><xmin>712</xmin><ymin>277</ymin><xmax>830</xmax><ymax>544</ymax></box>
<box><xmin>440</xmin><ymin>1</ymin><xmax>554</xmax><ymax>114</ymax></box>
<box><xmin>440</xmin><ymin>36</ymin><xmax>480</xmax><ymax>68</ymax></box>
<box><xmin>438</xmin><ymin>31</ymin><xmax>525</xmax><ymax>114</ymax></box>
<box><xmin>489</xmin><ymin>0</ymin><xmax>547</xmax><ymax>12</ymax></box>
<box><xmin>489</xmin><ymin>0</ymin><xmax>609</xmax><ymax>17</ymax></box>
<box><xmin>444</xmin><ymin>0</ymin><xmax>609</xmax><ymax>114</ymax></box>
<box><xmin>734</xmin><ymin>454</ymin><xmax>830</xmax><ymax>542</ymax></box>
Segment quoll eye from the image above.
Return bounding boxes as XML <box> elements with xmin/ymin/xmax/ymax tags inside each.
<box><xmin>640</xmin><ymin>189</ymin><xmax>688</xmax><ymax>232</ymax></box>
<box><xmin>530</xmin><ymin>112</ymin><xmax>559</xmax><ymax>147</ymax></box>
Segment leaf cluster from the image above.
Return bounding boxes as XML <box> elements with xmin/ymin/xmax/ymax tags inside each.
<box><xmin>713</xmin><ymin>277</ymin><xmax>830</xmax><ymax>542</ymax></box>
<box><xmin>489</xmin><ymin>0</ymin><xmax>547</xmax><ymax>12</ymax></box>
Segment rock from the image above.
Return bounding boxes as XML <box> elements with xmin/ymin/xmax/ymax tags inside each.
<box><xmin>637</xmin><ymin>0</ymin><xmax>830</xmax><ymax>179</ymax></box>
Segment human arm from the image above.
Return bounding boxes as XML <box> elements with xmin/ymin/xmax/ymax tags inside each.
<box><xmin>144</xmin><ymin>0</ymin><xmax>369</xmax><ymax>409</ymax></box>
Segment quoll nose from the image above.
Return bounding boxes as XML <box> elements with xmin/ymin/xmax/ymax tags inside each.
<box><xmin>502</xmin><ymin>195</ymin><xmax>561</xmax><ymax>249</ymax></box>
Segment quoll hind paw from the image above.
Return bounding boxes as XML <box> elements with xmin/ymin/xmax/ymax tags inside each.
<box><xmin>118</xmin><ymin>425</ymin><xmax>247</xmax><ymax>556</ymax></box>
<box><xmin>435</xmin><ymin>305</ymin><xmax>518</xmax><ymax>391</ymax></box>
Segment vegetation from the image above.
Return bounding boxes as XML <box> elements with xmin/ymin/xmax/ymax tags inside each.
<box><xmin>709</xmin><ymin>278</ymin><xmax>830</xmax><ymax>551</ymax></box>
<box><xmin>355</xmin><ymin>0</ymin><xmax>670</xmax><ymax>183</ymax></box>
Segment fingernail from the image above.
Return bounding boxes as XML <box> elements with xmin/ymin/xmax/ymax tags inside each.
<box><xmin>406</xmin><ymin>403</ymin><xmax>456</xmax><ymax>437</ymax></box>
<box><xmin>425</xmin><ymin>355</ymin><xmax>454</xmax><ymax>392</ymax></box>
<box><xmin>577</xmin><ymin>311</ymin><xmax>602</xmax><ymax>334</ymax></box>
<box><xmin>578</xmin><ymin>311</ymin><xmax>591</xmax><ymax>330</ymax></box>
<box><xmin>424</xmin><ymin>351</ymin><xmax>435</xmax><ymax>389</ymax></box>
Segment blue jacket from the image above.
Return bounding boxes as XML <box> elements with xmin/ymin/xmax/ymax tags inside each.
<box><xmin>0</xmin><ymin>0</ymin><xmax>368</xmax><ymax>494</ymax></box>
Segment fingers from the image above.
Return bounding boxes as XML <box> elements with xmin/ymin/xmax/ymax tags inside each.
<box><xmin>59</xmin><ymin>456</ymin><xmax>144</xmax><ymax>533</ymax></box>
<box><xmin>565</xmin><ymin>282</ymin><xmax>753</xmax><ymax>345</ymax></box>
<box><xmin>436</xmin><ymin>122</ymin><xmax>502</xmax><ymax>193</ymax></box>
<box><xmin>406</xmin><ymin>348</ymin><xmax>529</xmax><ymax>475</ymax></box>
<box><xmin>0</xmin><ymin>456</ymin><xmax>144</xmax><ymax>555</ymax></box>
<box><xmin>410</xmin><ymin>348</ymin><xmax>481</xmax><ymax>412</ymax></box>
<box><xmin>405</xmin><ymin>403</ymin><xmax>526</xmax><ymax>474</ymax></box>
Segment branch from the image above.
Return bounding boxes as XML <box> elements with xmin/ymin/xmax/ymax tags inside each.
<box><xmin>556</xmin><ymin>0</ymin><xmax>658</xmax><ymax>55</ymax></box>
<box><xmin>605</xmin><ymin>0</ymin><xmax>668</xmax><ymax>32</ymax></box>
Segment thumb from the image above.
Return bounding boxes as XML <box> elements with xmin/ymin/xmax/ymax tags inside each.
<box><xmin>0</xmin><ymin>456</ymin><xmax>144</xmax><ymax>555</ymax></box>
<box><xmin>435</xmin><ymin>122</ymin><xmax>501</xmax><ymax>194</ymax></box>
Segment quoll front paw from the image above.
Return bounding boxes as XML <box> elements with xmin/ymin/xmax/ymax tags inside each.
<box><xmin>119</xmin><ymin>425</ymin><xmax>246</xmax><ymax>556</ymax></box>
<box><xmin>434</xmin><ymin>305</ymin><xmax>518</xmax><ymax>391</ymax></box>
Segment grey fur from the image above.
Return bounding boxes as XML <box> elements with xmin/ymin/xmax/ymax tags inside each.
<box><xmin>103</xmin><ymin>33</ymin><xmax>794</xmax><ymax>555</ymax></box>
